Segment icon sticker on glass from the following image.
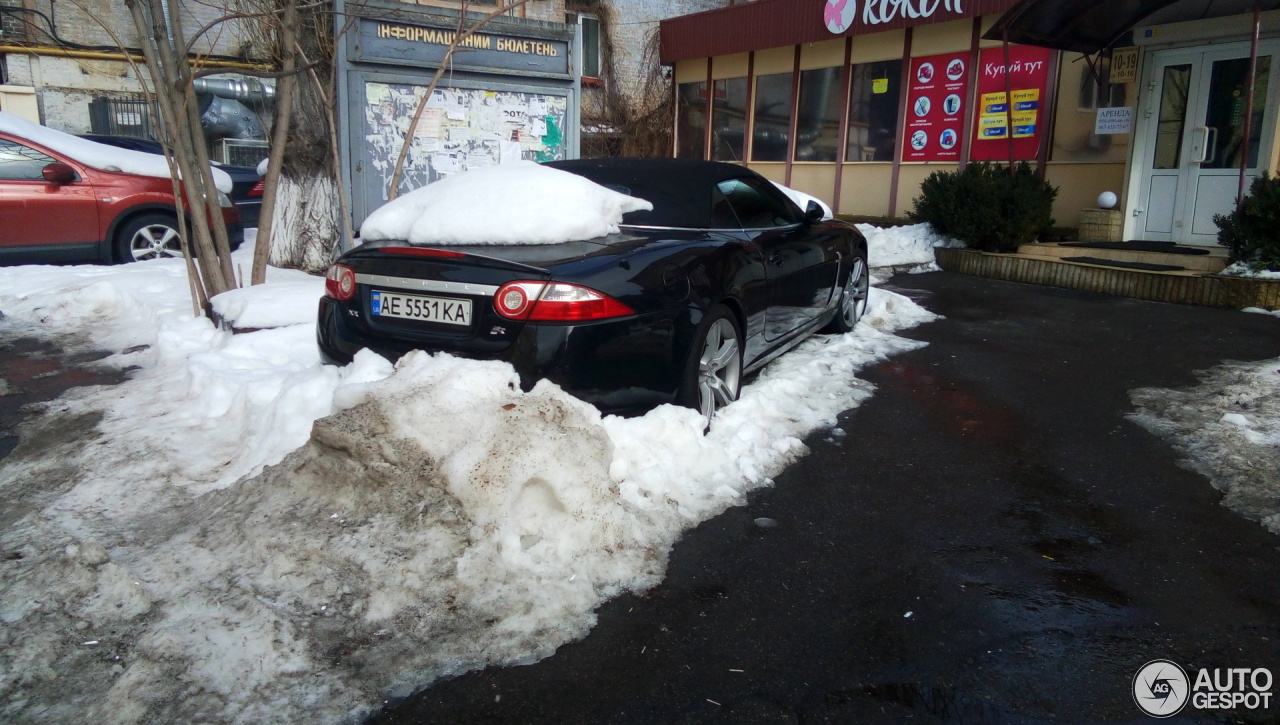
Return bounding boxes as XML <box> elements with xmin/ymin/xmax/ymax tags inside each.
<box><xmin>944</xmin><ymin>94</ymin><xmax>962</xmax><ymax>116</ymax></box>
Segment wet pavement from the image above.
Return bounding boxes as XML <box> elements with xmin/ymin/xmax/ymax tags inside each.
<box><xmin>368</xmin><ymin>273</ymin><xmax>1280</xmax><ymax>724</ymax></box>
<box><xmin>0</xmin><ymin>332</ymin><xmax>129</xmax><ymax>464</ymax></box>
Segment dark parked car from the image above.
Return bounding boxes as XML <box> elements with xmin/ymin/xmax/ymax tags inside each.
<box><xmin>317</xmin><ymin>158</ymin><xmax>869</xmax><ymax>418</ymax></box>
<box><xmin>1</xmin><ymin>128</ymin><xmax>241</xmax><ymax>265</ymax></box>
<box><xmin>78</xmin><ymin>134</ymin><xmax>263</xmax><ymax>227</ymax></box>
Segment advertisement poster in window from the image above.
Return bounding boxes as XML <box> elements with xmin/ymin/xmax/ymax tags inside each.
<box><xmin>970</xmin><ymin>46</ymin><xmax>1054</xmax><ymax>161</ymax></box>
<box><xmin>901</xmin><ymin>52</ymin><xmax>970</xmax><ymax>162</ymax></box>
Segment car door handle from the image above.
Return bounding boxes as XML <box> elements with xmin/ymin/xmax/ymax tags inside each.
<box><xmin>767</xmin><ymin>253</ymin><xmax>785</xmax><ymax>266</ymax></box>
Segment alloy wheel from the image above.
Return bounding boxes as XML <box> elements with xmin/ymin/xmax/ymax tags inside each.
<box><xmin>840</xmin><ymin>257</ymin><xmax>870</xmax><ymax>328</ymax></box>
<box><xmin>129</xmin><ymin>224</ymin><xmax>184</xmax><ymax>261</ymax></box>
<box><xmin>696</xmin><ymin>317</ymin><xmax>741</xmax><ymax>420</ymax></box>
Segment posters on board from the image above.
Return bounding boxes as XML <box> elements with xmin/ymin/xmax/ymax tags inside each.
<box><xmin>363</xmin><ymin>82</ymin><xmax>568</xmax><ymax>200</ymax></box>
<box><xmin>970</xmin><ymin>46</ymin><xmax>1054</xmax><ymax>162</ymax></box>
<box><xmin>901</xmin><ymin>52</ymin><xmax>971</xmax><ymax>162</ymax></box>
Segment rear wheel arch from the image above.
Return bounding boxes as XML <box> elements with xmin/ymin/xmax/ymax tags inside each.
<box><xmin>676</xmin><ymin>303</ymin><xmax>744</xmax><ymax>421</ymax></box>
<box><xmin>106</xmin><ymin>204</ymin><xmax>179</xmax><ymax>262</ymax></box>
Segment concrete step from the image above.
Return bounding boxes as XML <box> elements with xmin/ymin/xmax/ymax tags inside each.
<box><xmin>936</xmin><ymin>248</ymin><xmax>1280</xmax><ymax>310</ymax></box>
<box><xmin>1017</xmin><ymin>242</ymin><xmax>1229</xmax><ymax>273</ymax></box>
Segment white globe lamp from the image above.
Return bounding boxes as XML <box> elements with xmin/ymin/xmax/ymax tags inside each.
<box><xmin>1097</xmin><ymin>191</ymin><xmax>1118</xmax><ymax>209</ymax></box>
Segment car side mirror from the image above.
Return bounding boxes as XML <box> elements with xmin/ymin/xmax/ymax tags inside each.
<box><xmin>42</xmin><ymin>162</ymin><xmax>76</xmax><ymax>185</ymax></box>
<box><xmin>804</xmin><ymin>200</ymin><xmax>824</xmax><ymax>223</ymax></box>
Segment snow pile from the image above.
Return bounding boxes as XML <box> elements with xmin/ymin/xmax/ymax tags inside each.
<box><xmin>210</xmin><ymin>277</ymin><xmax>326</xmax><ymax>329</ymax></box>
<box><xmin>1244</xmin><ymin>307</ymin><xmax>1280</xmax><ymax>318</ymax></box>
<box><xmin>0</xmin><ymin>238</ymin><xmax>938</xmax><ymax>722</ymax></box>
<box><xmin>857</xmin><ymin>222</ymin><xmax>961</xmax><ymax>269</ymax></box>
<box><xmin>0</xmin><ymin>111</ymin><xmax>232</xmax><ymax>194</ymax></box>
<box><xmin>1129</xmin><ymin>357</ymin><xmax>1280</xmax><ymax>534</ymax></box>
<box><xmin>359</xmin><ymin>161</ymin><xmax>653</xmax><ymax>245</ymax></box>
<box><xmin>1221</xmin><ymin>262</ymin><xmax>1280</xmax><ymax>279</ymax></box>
<box><xmin>771</xmin><ymin>182</ymin><xmax>833</xmax><ymax>220</ymax></box>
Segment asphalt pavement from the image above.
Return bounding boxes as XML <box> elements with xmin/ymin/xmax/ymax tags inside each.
<box><xmin>368</xmin><ymin>272</ymin><xmax>1280</xmax><ymax>724</ymax></box>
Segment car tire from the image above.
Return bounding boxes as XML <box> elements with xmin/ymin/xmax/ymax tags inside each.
<box><xmin>677</xmin><ymin>304</ymin><xmax>743</xmax><ymax>422</ymax></box>
<box><xmin>115</xmin><ymin>212</ymin><xmax>184</xmax><ymax>263</ymax></box>
<box><xmin>822</xmin><ymin>252</ymin><xmax>870</xmax><ymax>334</ymax></box>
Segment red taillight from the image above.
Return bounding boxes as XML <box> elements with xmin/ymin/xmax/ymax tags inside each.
<box><xmin>325</xmin><ymin>264</ymin><xmax>356</xmax><ymax>301</ymax></box>
<box><xmin>382</xmin><ymin>247</ymin><xmax>467</xmax><ymax>259</ymax></box>
<box><xmin>493</xmin><ymin>281</ymin><xmax>543</xmax><ymax>319</ymax></box>
<box><xmin>248</xmin><ymin>180</ymin><xmax>264</xmax><ymax>197</ymax></box>
<box><xmin>493</xmin><ymin>281</ymin><xmax>634</xmax><ymax>322</ymax></box>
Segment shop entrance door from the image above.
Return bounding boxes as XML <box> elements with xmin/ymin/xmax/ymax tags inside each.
<box><xmin>1135</xmin><ymin>41</ymin><xmax>1279</xmax><ymax>244</ymax></box>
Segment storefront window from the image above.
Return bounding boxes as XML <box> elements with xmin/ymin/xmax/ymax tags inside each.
<box><xmin>1203</xmin><ymin>56</ymin><xmax>1271</xmax><ymax>169</ymax></box>
<box><xmin>711</xmin><ymin>77</ymin><xmax>749</xmax><ymax>162</ymax></box>
<box><xmin>846</xmin><ymin>60</ymin><xmax>902</xmax><ymax>162</ymax></box>
<box><xmin>752</xmin><ymin>73</ymin><xmax>793</xmax><ymax>162</ymax></box>
<box><xmin>795</xmin><ymin>68</ymin><xmax>844</xmax><ymax>162</ymax></box>
<box><xmin>1153</xmin><ymin>64</ymin><xmax>1191</xmax><ymax>170</ymax></box>
<box><xmin>677</xmin><ymin>81</ymin><xmax>707</xmax><ymax>159</ymax></box>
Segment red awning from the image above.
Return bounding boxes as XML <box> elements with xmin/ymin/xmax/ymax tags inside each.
<box><xmin>660</xmin><ymin>0</ymin><xmax>1021</xmax><ymax>64</ymax></box>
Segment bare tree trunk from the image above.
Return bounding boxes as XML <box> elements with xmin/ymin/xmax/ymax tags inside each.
<box><xmin>252</xmin><ymin>0</ymin><xmax>297</xmax><ymax>285</ymax></box>
<box><xmin>266</xmin><ymin>0</ymin><xmax>342</xmax><ymax>272</ymax></box>
<box><xmin>126</xmin><ymin>0</ymin><xmax>237</xmax><ymax>299</ymax></box>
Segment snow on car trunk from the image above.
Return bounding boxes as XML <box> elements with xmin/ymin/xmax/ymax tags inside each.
<box><xmin>0</xmin><ymin>243</ymin><xmax>938</xmax><ymax>723</ymax></box>
<box><xmin>359</xmin><ymin>161</ymin><xmax>653</xmax><ymax>245</ymax></box>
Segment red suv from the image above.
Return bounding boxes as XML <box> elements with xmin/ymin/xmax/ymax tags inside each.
<box><xmin>0</xmin><ymin>131</ymin><xmax>242</xmax><ymax>265</ymax></box>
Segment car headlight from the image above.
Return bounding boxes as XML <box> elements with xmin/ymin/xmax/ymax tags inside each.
<box><xmin>217</xmin><ymin>191</ymin><xmax>235</xmax><ymax>209</ymax></box>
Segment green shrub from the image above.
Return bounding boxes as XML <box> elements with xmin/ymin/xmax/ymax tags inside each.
<box><xmin>1214</xmin><ymin>173</ymin><xmax>1280</xmax><ymax>272</ymax></box>
<box><xmin>908</xmin><ymin>161</ymin><xmax>1057</xmax><ymax>252</ymax></box>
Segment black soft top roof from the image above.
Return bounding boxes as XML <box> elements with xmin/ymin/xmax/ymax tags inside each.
<box><xmin>544</xmin><ymin>158</ymin><xmax>763</xmax><ymax>228</ymax></box>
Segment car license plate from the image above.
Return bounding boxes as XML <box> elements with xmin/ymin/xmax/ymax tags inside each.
<box><xmin>370</xmin><ymin>290</ymin><xmax>472</xmax><ymax>326</ymax></box>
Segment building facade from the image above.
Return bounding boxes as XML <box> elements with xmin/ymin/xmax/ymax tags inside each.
<box><xmin>660</xmin><ymin>1</ymin><xmax>1280</xmax><ymax>245</ymax></box>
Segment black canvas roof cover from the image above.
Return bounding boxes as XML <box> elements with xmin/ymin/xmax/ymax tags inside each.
<box><xmin>985</xmin><ymin>0</ymin><xmax>1280</xmax><ymax>54</ymax></box>
<box><xmin>546</xmin><ymin>158</ymin><xmax>759</xmax><ymax>229</ymax></box>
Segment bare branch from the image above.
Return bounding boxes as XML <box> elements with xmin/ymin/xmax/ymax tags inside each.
<box><xmin>183</xmin><ymin>0</ymin><xmax>330</xmax><ymax>56</ymax></box>
<box><xmin>252</xmin><ymin>0</ymin><xmax>298</xmax><ymax>285</ymax></box>
<box><xmin>386</xmin><ymin>0</ymin><xmax>531</xmax><ymax>201</ymax></box>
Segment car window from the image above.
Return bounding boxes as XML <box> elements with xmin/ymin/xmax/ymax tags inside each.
<box><xmin>709</xmin><ymin>185</ymin><xmax>741</xmax><ymax>228</ymax></box>
<box><xmin>0</xmin><ymin>139</ymin><xmax>58</xmax><ymax>181</ymax></box>
<box><xmin>717</xmin><ymin>177</ymin><xmax>799</xmax><ymax>228</ymax></box>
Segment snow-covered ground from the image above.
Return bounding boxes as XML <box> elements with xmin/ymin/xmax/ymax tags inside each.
<box><xmin>858</xmin><ymin>222</ymin><xmax>962</xmax><ymax>271</ymax></box>
<box><xmin>1130</xmin><ymin>355</ymin><xmax>1280</xmax><ymax>534</ymax></box>
<box><xmin>1221</xmin><ymin>262</ymin><xmax>1280</xmax><ymax>279</ymax></box>
<box><xmin>0</xmin><ymin>237</ymin><xmax>940</xmax><ymax>723</ymax></box>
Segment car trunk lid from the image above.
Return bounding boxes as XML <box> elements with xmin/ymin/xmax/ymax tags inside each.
<box><xmin>339</xmin><ymin>236</ymin><xmax>641</xmax><ymax>356</ymax></box>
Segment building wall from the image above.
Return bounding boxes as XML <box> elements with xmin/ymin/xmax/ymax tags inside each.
<box><xmin>0</xmin><ymin>0</ymin><xmax>25</xmax><ymax>40</ymax></box>
<box><xmin>16</xmin><ymin>0</ymin><xmax>248</xmax><ymax>56</ymax></box>
<box><xmin>576</xmin><ymin>0</ymin><xmax>728</xmax><ymax>156</ymax></box>
<box><xmin>0</xmin><ymin>0</ymin><xmax>255</xmax><ymax>132</ymax></box>
<box><xmin>677</xmin><ymin>11</ymin><xmax>1150</xmax><ymax>229</ymax></box>
<box><xmin>602</xmin><ymin>0</ymin><xmax>724</xmax><ymax>108</ymax></box>
<box><xmin>410</xmin><ymin>0</ymin><xmax>567</xmax><ymax>24</ymax></box>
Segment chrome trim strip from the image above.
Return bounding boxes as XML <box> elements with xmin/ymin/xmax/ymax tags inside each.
<box><xmin>355</xmin><ymin>273</ymin><xmax>498</xmax><ymax>296</ymax></box>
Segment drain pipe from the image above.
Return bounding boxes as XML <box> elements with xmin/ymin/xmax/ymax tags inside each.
<box><xmin>1237</xmin><ymin>0</ymin><xmax>1262</xmax><ymax>211</ymax></box>
<box><xmin>192</xmin><ymin>77</ymin><xmax>276</xmax><ymax>106</ymax></box>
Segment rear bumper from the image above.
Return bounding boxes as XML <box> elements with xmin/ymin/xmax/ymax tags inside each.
<box><xmin>317</xmin><ymin>296</ymin><xmax>688</xmax><ymax>414</ymax></box>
